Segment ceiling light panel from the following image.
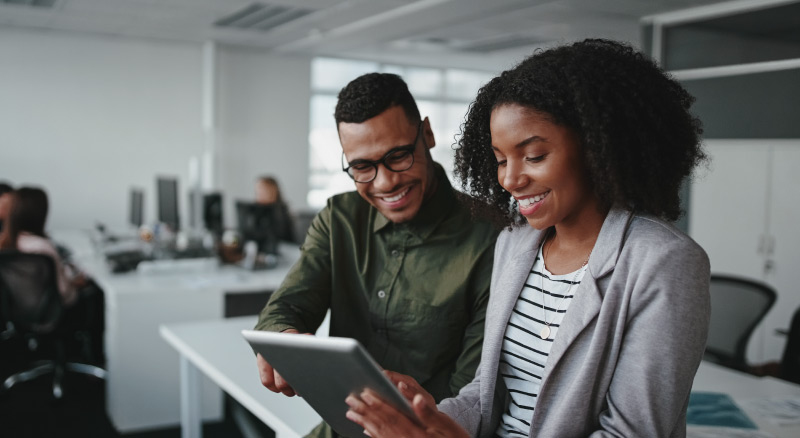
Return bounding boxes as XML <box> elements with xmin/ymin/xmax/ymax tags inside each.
<box><xmin>214</xmin><ymin>2</ymin><xmax>313</xmax><ymax>32</ymax></box>
<box><xmin>1</xmin><ymin>0</ymin><xmax>57</xmax><ymax>7</ymax></box>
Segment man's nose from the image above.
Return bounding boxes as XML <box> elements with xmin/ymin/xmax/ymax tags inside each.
<box><xmin>371</xmin><ymin>164</ymin><xmax>399</xmax><ymax>191</ymax></box>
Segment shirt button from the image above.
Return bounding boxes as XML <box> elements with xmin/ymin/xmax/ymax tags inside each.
<box><xmin>377</xmin><ymin>290</ymin><xmax>386</xmax><ymax>298</ymax></box>
<box><xmin>391</xmin><ymin>249</ymin><xmax>399</xmax><ymax>257</ymax></box>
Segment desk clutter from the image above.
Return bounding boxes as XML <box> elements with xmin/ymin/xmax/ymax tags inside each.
<box><xmin>98</xmin><ymin>225</ymin><xmax>282</xmax><ymax>274</ymax></box>
<box><xmin>687</xmin><ymin>392</ymin><xmax>757</xmax><ymax>429</ymax></box>
<box><xmin>91</xmin><ymin>175</ymin><xmax>309</xmax><ymax>274</ymax></box>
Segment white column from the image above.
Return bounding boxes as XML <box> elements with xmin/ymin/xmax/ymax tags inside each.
<box><xmin>202</xmin><ymin>41</ymin><xmax>218</xmax><ymax>192</ymax></box>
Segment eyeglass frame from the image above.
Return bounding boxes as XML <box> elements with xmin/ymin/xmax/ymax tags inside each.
<box><xmin>341</xmin><ymin>121</ymin><xmax>425</xmax><ymax>184</ymax></box>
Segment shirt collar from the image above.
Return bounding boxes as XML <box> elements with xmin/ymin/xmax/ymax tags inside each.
<box><xmin>372</xmin><ymin>163</ymin><xmax>457</xmax><ymax>239</ymax></box>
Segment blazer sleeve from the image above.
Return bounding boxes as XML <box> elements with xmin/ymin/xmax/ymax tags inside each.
<box><xmin>590</xmin><ymin>235</ymin><xmax>711</xmax><ymax>437</ymax></box>
<box><xmin>438</xmin><ymin>363</ymin><xmax>484</xmax><ymax>436</ymax></box>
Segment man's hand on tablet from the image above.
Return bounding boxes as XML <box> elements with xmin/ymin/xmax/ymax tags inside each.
<box><xmin>256</xmin><ymin>328</ymin><xmax>303</xmax><ymax>397</ymax></box>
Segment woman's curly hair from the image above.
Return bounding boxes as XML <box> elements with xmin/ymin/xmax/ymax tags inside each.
<box><xmin>454</xmin><ymin>38</ymin><xmax>706</xmax><ymax>227</ymax></box>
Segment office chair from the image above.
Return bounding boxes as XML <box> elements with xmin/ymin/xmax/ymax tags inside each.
<box><xmin>704</xmin><ymin>274</ymin><xmax>777</xmax><ymax>372</ymax></box>
<box><xmin>779</xmin><ymin>306</ymin><xmax>800</xmax><ymax>384</ymax></box>
<box><xmin>292</xmin><ymin>208</ymin><xmax>319</xmax><ymax>244</ymax></box>
<box><xmin>0</xmin><ymin>251</ymin><xmax>106</xmax><ymax>399</ymax></box>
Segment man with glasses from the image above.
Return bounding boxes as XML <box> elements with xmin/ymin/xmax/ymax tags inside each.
<box><xmin>254</xmin><ymin>73</ymin><xmax>498</xmax><ymax>438</ymax></box>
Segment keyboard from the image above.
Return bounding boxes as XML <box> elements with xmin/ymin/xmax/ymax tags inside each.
<box><xmin>137</xmin><ymin>257</ymin><xmax>219</xmax><ymax>274</ymax></box>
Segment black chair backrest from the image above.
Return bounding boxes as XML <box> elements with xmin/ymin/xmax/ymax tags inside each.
<box><xmin>0</xmin><ymin>251</ymin><xmax>63</xmax><ymax>333</ymax></box>
<box><xmin>781</xmin><ymin>307</ymin><xmax>800</xmax><ymax>384</ymax></box>
<box><xmin>705</xmin><ymin>274</ymin><xmax>777</xmax><ymax>370</ymax></box>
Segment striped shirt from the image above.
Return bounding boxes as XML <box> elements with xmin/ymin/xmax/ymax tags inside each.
<box><xmin>495</xmin><ymin>244</ymin><xmax>587</xmax><ymax>437</ymax></box>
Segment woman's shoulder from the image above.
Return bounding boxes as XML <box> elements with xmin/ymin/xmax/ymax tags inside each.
<box><xmin>16</xmin><ymin>232</ymin><xmax>59</xmax><ymax>257</ymax></box>
<box><xmin>624</xmin><ymin>213</ymin><xmax>709</xmax><ymax>266</ymax></box>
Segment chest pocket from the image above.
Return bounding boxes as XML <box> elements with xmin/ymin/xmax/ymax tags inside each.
<box><xmin>391</xmin><ymin>297</ymin><xmax>467</xmax><ymax>344</ymax></box>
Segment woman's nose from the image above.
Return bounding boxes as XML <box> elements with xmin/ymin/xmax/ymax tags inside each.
<box><xmin>501</xmin><ymin>159</ymin><xmax>527</xmax><ymax>192</ymax></box>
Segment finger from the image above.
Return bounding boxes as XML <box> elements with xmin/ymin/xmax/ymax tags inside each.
<box><xmin>384</xmin><ymin>370</ymin><xmax>407</xmax><ymax>385</ymax></box>
<box><xmin>396</xmin><ymin>381</ymin><xmax>417</xmax><ymax>402</ymax></box>
<box><xmin>411</xmin><ymin>395</ymin><xmax>468</xmax><ymax>437</ymax></box>
<box><xmin>359</xmin><ymin>388</ymin><xmax>386</xmax><ymax>407</ymax></box>
<box><xmin>274</xmin><ymin>371</ymin><xmax>296</xmax><ymax>397</ymax></box>
<box><xmin>386</xmin><ymin>371</ymin><xmax>423</xmax><ymax>393</ymax></box>
<box><xmin>257</xmin><ymin>355</ymin><xmax>277</xmax><ymax>391</ymax></box>
<box><xmin>348</xmin><ymin>394</ymin><xmax>407</xmax><ymax>438</ymax></box>
<box><xmin>345</xmin><ymin>394</ymin><xmax>369</xmax><ymax>413</ymax></box>
<box><xmin>344</xmin><ymin>410</ymin><xmax>370</xmax><ymax>436</ymax></box>
<box><xmin>412</xmin><ymin>393</ymin><xmax>439</xmax><ymax>422</ymax></box>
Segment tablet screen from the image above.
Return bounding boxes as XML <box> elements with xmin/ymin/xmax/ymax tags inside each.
<box><xmin>242</xmin><ymin>330</ymin><xmax>420</xmax><ymax>437</ymax></box>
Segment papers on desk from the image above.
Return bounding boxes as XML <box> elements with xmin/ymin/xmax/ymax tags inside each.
<box><xmin>687</xmin><ymin>426</ymin><xmax>774</xmax><ymax>438</ymax></box>
<box><xmin>687</xmin><ymin>392</ymin><xmax>758</xmax><ymax>429</ymax></box>
<box><xmin>741</xmin><ymin>396</ymin><xmax>800</xmax><ymax>426</ymax></box>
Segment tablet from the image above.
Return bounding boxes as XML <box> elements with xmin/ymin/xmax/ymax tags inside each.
<box><xmin>242</xmin><ymin>330</ymin><xmax>420</xmax><ymax>437</ymax></box>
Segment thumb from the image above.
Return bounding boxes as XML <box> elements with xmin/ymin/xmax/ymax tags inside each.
<box><xmin>412</xmin><ymin>393</ymin><xmax>439</xmax><ymax>422</ymax></box>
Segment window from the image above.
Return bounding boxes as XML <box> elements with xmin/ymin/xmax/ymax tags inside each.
<box><xmin>307</xmin><ymin>57</ymin><xmax>495</xmax><ymax>208</ymax></box>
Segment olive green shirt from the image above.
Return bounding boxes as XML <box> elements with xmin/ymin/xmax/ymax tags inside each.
<box><xmin>255</xmin><ymin>165</ymin><xmax>498</xmax><ymax>404</ymax></box>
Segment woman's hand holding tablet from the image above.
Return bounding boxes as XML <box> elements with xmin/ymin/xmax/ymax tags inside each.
<box><xmin>345</xmin><ymin>371</ymin><xmax>469</xmax><ymax>438</ymax></box>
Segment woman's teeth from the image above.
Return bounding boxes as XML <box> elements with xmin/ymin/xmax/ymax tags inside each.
<box><xmin>518</xmin><ymin>191</ymin><xmax>549</xmax><ymax>207</ymax></box>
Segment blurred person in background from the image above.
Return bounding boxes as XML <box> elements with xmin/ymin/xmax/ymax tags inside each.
<box><xmin>255</xmin><ymin>175</ymin><xmax>296</xmax><ymax>243</ymax></box>
<box><xmin>0</xmin><ymin>187</ymin><xmax>105</xmax><ymax>365</ymax></box>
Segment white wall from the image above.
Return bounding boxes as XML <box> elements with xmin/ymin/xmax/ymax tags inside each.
<box><xmin>217</xmin><ymin>47</ymin><xmax>311</xmax><ymax>228</ymax></box>
<box><xmin>0</xmin><ymin>29</ymin><xmax>312</xmax><ymax>232</ymax></box>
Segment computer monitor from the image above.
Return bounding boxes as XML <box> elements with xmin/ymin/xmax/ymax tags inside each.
<box><xmin>129</xmin><ymin>189</ymin><xmax>144</xmax><ymax>228</ymax></box>
<box><xmin>157</xmin><ymin>177</ymin><xmax>180</xmax><ymax>231</ymax></box>
<box><xmin>203</xmin><ymin>193</ymin><xmax>224</xmax><ymax>236</ymax></box>
<box><xmin>236</xmin><ymin>201</ymin><xmax>278</xmax><ymax>256</ymax></box>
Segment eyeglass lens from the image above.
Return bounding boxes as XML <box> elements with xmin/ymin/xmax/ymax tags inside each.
<box><xmin>349</xmin><ymin>149</ymin><xmax>415</xmax><ymax>182</ymax></box>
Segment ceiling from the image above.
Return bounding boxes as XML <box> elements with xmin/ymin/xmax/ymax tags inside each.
<box><xmin>0</xmin><ymin>0</ymin><xmax>739</xmax><ymax>70</ymax></box>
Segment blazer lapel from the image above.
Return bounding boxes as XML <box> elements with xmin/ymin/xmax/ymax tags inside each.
<box><xmin>481</xmin><ymin>227</ymin><xmax>543</xmax><ymax>420</ymax></box>
<box><xmin>538</xmin><ymin>208</ymin><xmax>633</xmax><ymax>388</ymax></box>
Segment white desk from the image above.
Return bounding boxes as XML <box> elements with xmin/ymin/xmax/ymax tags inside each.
<box><xmin>691</xmin><ymin>361</ymin><xmax>800</xmax><ymax>438</ymax></box>
<box><xmin>161</xmin><ymin>315</ymin><xmax>800</xmax><ymax>438</ymax></box>
<box><xmin>53</xmin><ymin>230</ymin><xmax>301</xmax><ymax>433</ymax></box>
<box><xmin>160</xmin><ymin>316</ymin><xmax>323</xmax><ymax>438</ymax></box>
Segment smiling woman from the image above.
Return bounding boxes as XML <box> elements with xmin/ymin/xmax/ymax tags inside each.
<box><xmin>345</xmin><ymin>38</ymin><xmax>711</xmax><ymax>438</ymax></box>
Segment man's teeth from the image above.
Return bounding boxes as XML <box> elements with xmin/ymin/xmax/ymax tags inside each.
<box><xmin>518</xmin><ymin>192</ymin><xmax>549</xmax><ymax>207</ymax></box>
<box><xmin>384</xmin><ymin>188</ymin><xmax>410</xmax><ymax>203</ymax></box>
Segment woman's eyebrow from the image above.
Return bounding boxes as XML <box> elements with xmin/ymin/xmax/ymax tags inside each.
<box><xmin>492</xmin><ymin>135</ymin><xmax>547</xmax><ymax>151</ymax></box>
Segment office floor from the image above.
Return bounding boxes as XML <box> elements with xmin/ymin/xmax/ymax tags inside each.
<box><xmin>0</xmin><ymin>371</ymin><xmax>260</xmax><ymax>438</ymax></box>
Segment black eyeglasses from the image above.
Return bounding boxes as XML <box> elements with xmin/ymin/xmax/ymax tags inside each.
<box><xmin>342</xmin><ymin>122</ymin><xmax>424</xmax><ymax>183</ymax></box>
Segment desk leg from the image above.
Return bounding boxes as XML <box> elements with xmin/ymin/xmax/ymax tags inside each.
<box><xmin>180</xmin><ymin>356</ymin><xmax>202</xmax><ymax>438</ymax></box>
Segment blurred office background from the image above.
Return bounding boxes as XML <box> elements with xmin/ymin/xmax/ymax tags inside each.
<box><xmin>1</xmin><ymin>0</ymin><xmax>799</xmax><ymax>437</ymax></box>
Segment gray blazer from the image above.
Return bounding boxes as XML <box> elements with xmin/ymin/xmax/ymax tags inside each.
<box><xmin>439</xmin><ymin>208</ymin><xmax>710</xmax><ymax>437</ymax></box>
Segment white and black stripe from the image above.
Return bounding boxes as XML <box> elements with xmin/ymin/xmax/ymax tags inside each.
<box><xmin>495</xmin><ymin>244</ymin><xmax>586</xmax><ymax>438</ymax></box>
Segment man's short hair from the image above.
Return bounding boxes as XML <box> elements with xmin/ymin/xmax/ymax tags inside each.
<box><xmin>0</xmin><ymin>182</ymin><xmax>12</xmax><ymax>196</ymax></box>
<box><xmin>334</xmin><ymin>73</ymin><xmax>421</xmax><ymax>126</ymax></box>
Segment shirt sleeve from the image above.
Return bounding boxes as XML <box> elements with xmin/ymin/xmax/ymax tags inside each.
<box><xmin>254</xmin><ymin>205</ymin><xmax>333</xmax><ymax>334</ymax></box>
<box><xmin>447</xmin><ymin>239</ymin><xmax>495</xmax><ymax>395</ymax></box>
